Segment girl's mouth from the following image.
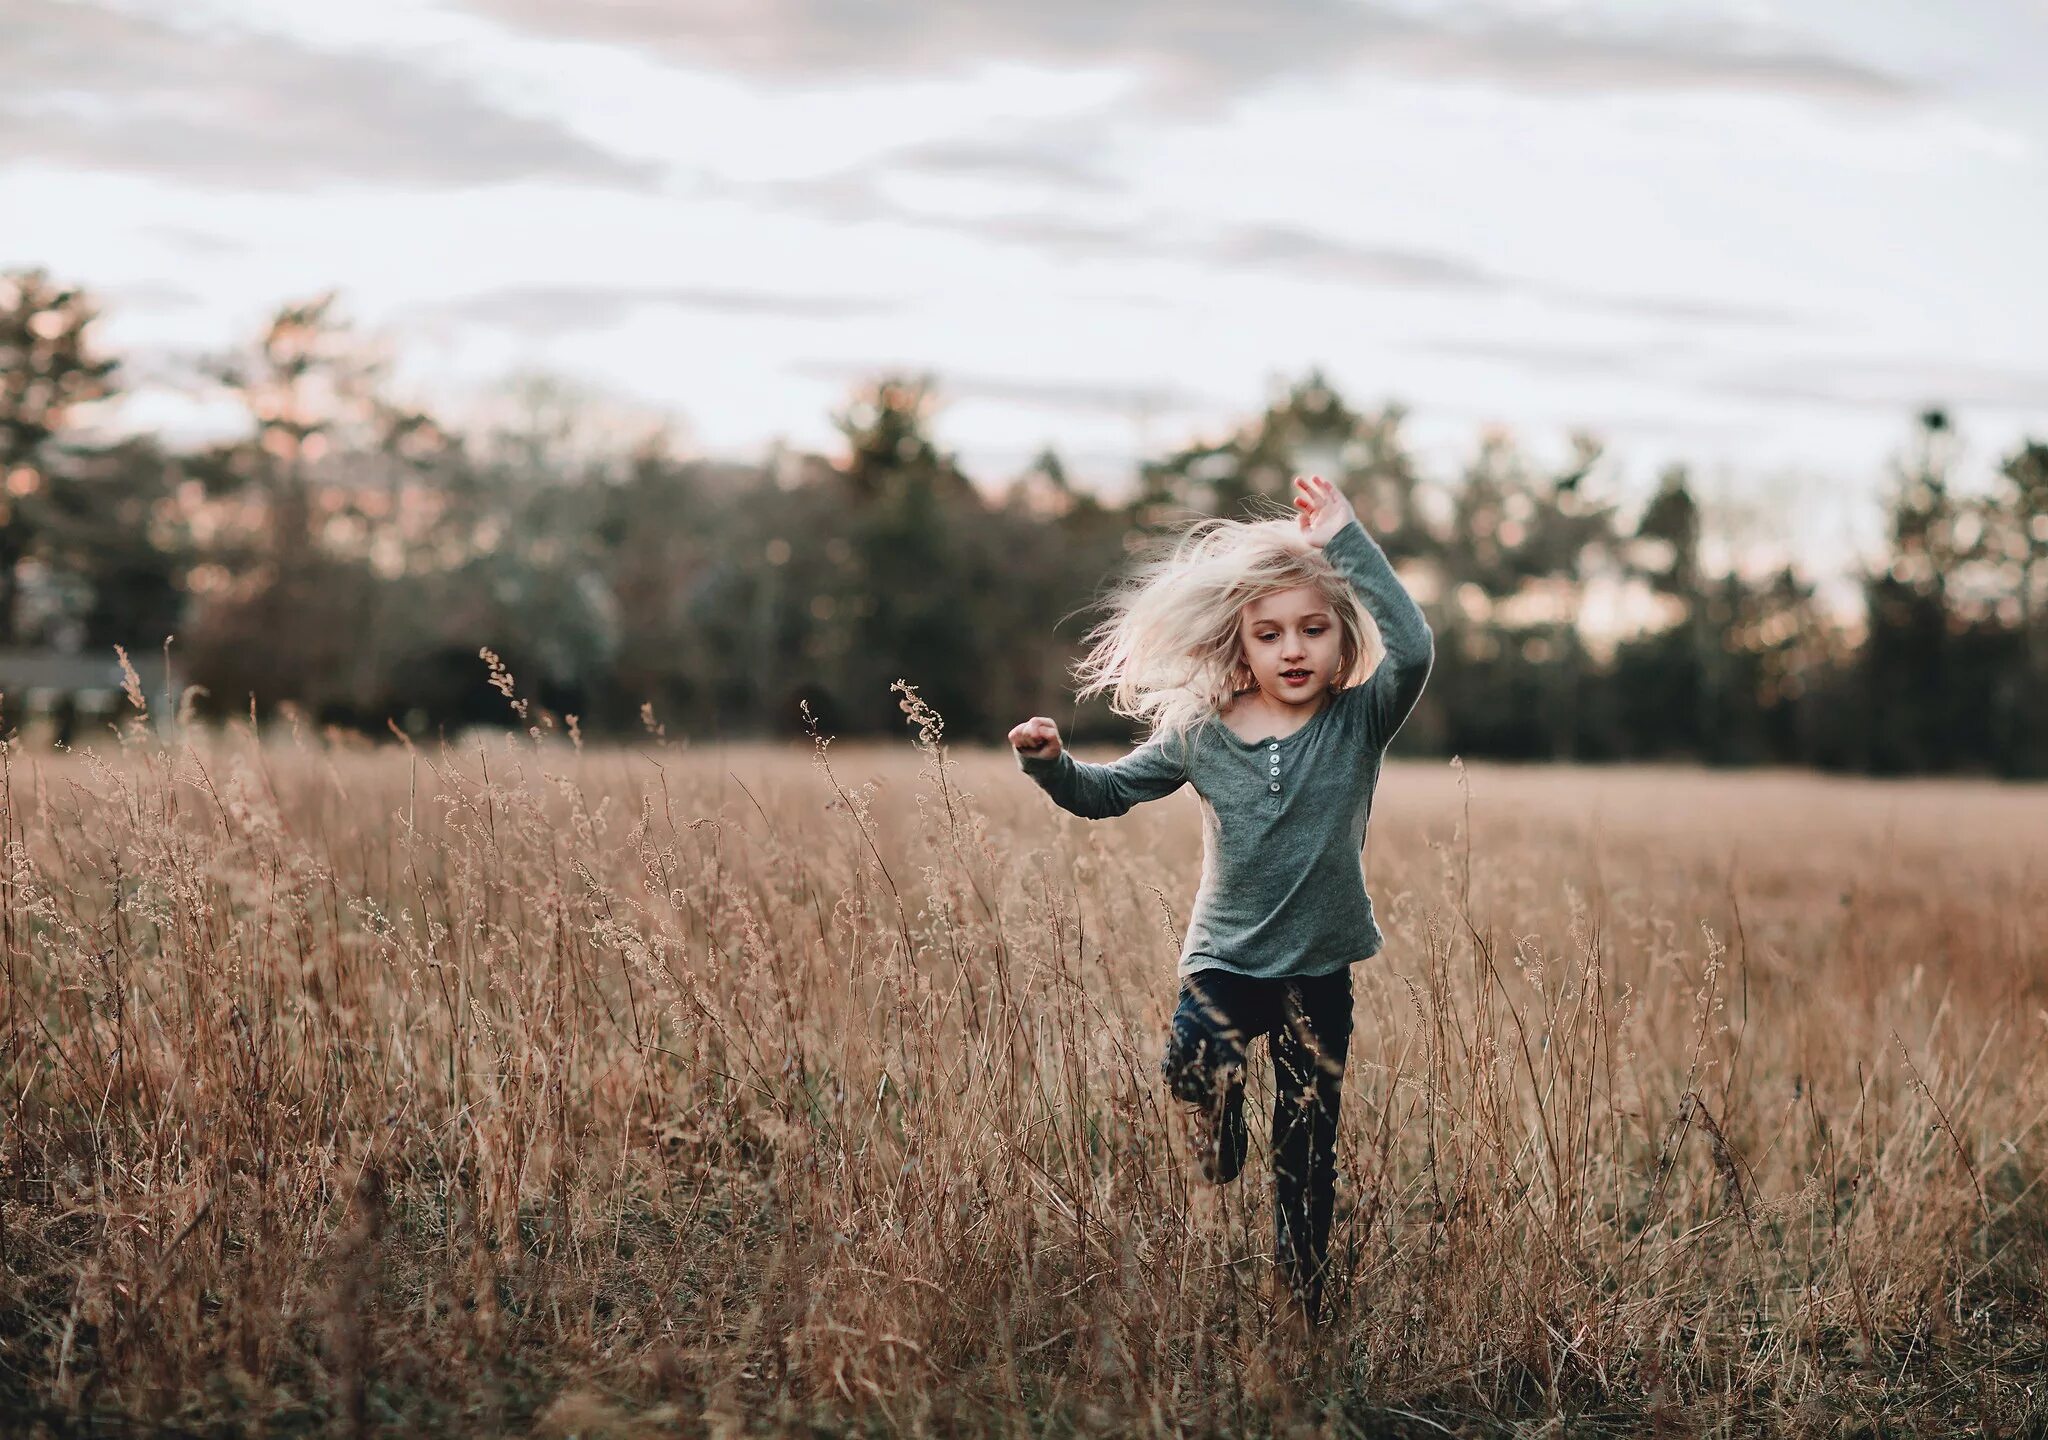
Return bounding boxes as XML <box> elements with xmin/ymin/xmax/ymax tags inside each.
<box><xmin>1280</xmin><ymin>670</ymin><xmax>1312</xmax><ymax>685</ymax></box>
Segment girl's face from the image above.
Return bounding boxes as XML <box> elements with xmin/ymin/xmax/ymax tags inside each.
<box><xmin>1237</xmin><ymin>585</ymin><xmax>1342</xmax><ymax>708</ymax></box>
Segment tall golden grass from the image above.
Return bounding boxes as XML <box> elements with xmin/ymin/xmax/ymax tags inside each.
<box><xmin>3</xmin><ymin>680</ymin><xmax>2045</xmax><ymax>1437</ymax></box>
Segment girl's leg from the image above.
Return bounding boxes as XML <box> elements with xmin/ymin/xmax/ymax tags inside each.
<box><xmin>1160</xmin><ymin>970</ymin><xmax>1268</xmax><ymax>1185</ymax></box>
<box><xmin>1268</xmin><ymin>966</ymin><xmax>1354</xmax><ymax>1327</ymax></box>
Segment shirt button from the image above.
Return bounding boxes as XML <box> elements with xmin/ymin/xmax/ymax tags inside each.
<box><xmin>1269</xmin><ymin>782</ymin><xmax>1281</xmax><ymax>792</ymax></box>
<box><xmin>1268</xmin><ymin>742</ymin><xmax>1279</xmax><ymax>751</ymax></box>
<box><xmin>1269</xmin><ymin>767</ymin><xmax>1279</xmax><ymax>776</ymax></box>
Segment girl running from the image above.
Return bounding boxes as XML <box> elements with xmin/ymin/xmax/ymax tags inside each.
<box><xmin>1007</xmin><ymin>473</ymin><xmax>1434</xmax><ymax>1329</ymax></box>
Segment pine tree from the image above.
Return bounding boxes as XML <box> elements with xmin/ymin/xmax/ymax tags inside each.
<box><xmin>0</xmin><ymin>269</ymin><xmax>120</xmax><ymax>643</ymax></box>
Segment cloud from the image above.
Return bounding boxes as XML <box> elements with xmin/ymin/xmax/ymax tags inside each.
<box><xmin>1559</xmin><ymin>288</ymin><xmax>1816</xmax><ymax>329</ymax></box>
<box><xmin>1706</xmin><ymin>356</ymin><xmax>2048</xmax><ymax>413</ymax></box>
<box><xmin>790</xmin><ymin>360</ymin><xmax>1217</xmax><ymax>416</ymax></box>
<box><xmin>737</xmin><ymin>166</ymin><xmax>1494</xmax><ymax>277</ymax></box>
<box><xmin>147</xmin><ymin>225</ymin><xmax>250</xmax><ymax>258</ymax></box>
<box><xmin>933</xmin><ymin>212</ymin><xmax>1156</xmax><ymax>259</ymax></box>
<box><xmin>104</xmin><ymin>281</ymin><xmax>207</xmax><ymax>314</ymax></box>
<box><xmin>1204</xmin><ymin>224</ymin><xmax>1501</xmax><ymax>289</ymax></box>
<box><xmin>717</xmin><ymin>168</ymin><xmax>1154</xmax><ymax>256</ymax></box>
<box><xmin>1375</xmin><ymin>12</ymin><xmax>1917</xmax><ymax>104</ymax></box>
<box><xmin>883</xmin><ymin>138</ymin><xmax>1122</xmax><ymax>194</ymax></box>
<box><xmin>737</xmin><ymin>170</ymin><xmax>905</xmax><ymax>225</ymax></box>
<box><xmin>1177</xmin><ymin>226</ymin><xmax>1818</xmax><ymax>329</ymax></box>
<box><xmin>1202</xmin><ymin>230</ymin><xmax>1815</xmax><ymax>327</ymax></box>
<box><xmin>1414</xmin><ymin>337</ymin><xmax>1646</xmax><ymax>376</ymax></box>
<box><xmin>434</xmin><ymin>284</ymin><xmax>901</xmax><ymax>335</ymax></box>
<box><xmin>738</xmin><ymin>164</ymin><xmax>1825</xmax><ymax>329</ymax></box>
<box><xmin>0</xmin><ymin>0</ymin><xmax>654</xmax><ymax>190</ymax></box>
<box><xmin>456</xmin><ymin>0</ymin><xmax>1918</xmax><ymax>113</ymax></box>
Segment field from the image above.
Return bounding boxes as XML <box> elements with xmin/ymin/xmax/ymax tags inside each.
<box><xmin>4</xmin><ymin>702</ymin><xmax>2046</xmax><ymax>1437</ymax></box>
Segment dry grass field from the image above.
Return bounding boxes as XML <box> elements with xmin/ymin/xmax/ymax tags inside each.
<box><xmin>4</xmin><ymin>693</ymin><xmax>2046</xmax><ymax>1437</ymax></box>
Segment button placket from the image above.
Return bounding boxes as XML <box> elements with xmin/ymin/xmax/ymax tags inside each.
<box><xmin>1268</xmin><ymin>739</ymin><xmax>1281</xmax><ymax>790</ymax></box>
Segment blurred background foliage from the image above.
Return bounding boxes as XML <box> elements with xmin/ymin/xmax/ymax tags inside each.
<box><xmin>4</xmin><ymin>266</ymin><xmax>2046</xmax><ymax>774</ymax></box>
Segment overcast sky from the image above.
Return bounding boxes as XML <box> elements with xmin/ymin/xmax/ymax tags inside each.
<box><xmin>4</xmin><ymin>0</ymin><xmax>2045</xmax><ymax>573</ymax></box>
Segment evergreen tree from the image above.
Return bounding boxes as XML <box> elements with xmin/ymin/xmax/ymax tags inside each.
<box><xmin>1860</xmin><ymin>410</ymin><xmax>1968</xmax><ymax>772</ymax></box>
<box><xmin>832</xmin><ymin>374</ymin><xmax>987</xmax><ymax>734</ymax></box>
<box><xmin>1980</xmin><ymin>438</ymin><xmax>2048</xmax><ymax>773</ymax></box>
<box><xmin>0</xmin><ymin>269</ymin><xmax>121</xmax><ymax>644</ymax></box>
<box><xmin>180</xmin><ymin>294</ymin><xmax>459</xmax><ymax>723</ymax></box>
<box><xmin>1135</xmin><ymin>370</ymin><xmax>1425</xmax><ymax>549</ymax></box>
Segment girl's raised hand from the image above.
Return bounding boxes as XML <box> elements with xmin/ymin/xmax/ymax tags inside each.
<box><xmin>1292</xmin><ymin>473</ymin><xmax>1357</xmax><ymax>550</ymax></box>
<box><xmin>1008</xmin><ymin>716</ymin><xmax>1063</xmax><ymax>761</ymax></box>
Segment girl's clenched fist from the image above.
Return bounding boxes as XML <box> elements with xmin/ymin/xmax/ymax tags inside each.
<box><xmin>1008</xmin><ymin>716</ymin><xmax>1062</xmax><ymax>761</ymax></box>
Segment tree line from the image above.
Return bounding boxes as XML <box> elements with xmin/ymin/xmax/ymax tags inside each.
<box><xmin>3</xmin><ymin>266</ymin><xmax>2044</xmax><ymax>774</ymax></box>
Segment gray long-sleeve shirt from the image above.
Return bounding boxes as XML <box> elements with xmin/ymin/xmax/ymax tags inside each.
<box><xmin>1017</xmin><ymin>518</ymin><xmax>1434</xmax><ymax>981</ymax></box>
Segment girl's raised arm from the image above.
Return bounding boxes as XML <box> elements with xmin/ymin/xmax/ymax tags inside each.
<box><xmin>1014</xmin><ymin>725</ymin><xmax>1189</xmax><ymax>820</ymax></box>
<box><xmin>1323</xmin><ymin>517</ymin><xmax>1435</xmax><ymax>747</ymax></box>
<box><xmin>1296</xmin><ymin>467</ymin><xmax>1431</xmax><ymax>746</ymax></box>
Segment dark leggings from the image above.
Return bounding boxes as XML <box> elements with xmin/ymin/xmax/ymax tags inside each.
<box><xmin>1160</xmin><ymin>965</ymin><xmax>1354</xmax><ymax>1325</ymax></box>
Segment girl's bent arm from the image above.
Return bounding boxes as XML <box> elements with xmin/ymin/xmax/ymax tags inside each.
<box><xmin>1325</xmin><ymin>518</ymin><xmax>1435</xmax><ymax>746</ymax></box>
<box><xmin>1016</xmin><ymin>730</ymin><xmax>1188</xmax><ymax>819</ymax></box>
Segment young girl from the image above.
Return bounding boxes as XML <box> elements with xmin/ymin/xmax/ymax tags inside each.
<box><xmin>1007</xmin><ymin>473</ymin><xmax>1433</xmax><ymax>1330</ymax></box>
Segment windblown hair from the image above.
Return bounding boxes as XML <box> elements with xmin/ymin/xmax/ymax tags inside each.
<box><xmin>1070</xmin><ymin>510</ymin><xmax>1385</xmax><ymax>751</ymax></box>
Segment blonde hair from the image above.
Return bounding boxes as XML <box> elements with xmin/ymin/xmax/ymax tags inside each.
<box><xmin>1070</xmin><ymin>510</ymin><xmax>1385</xmax><ymax>751</ymax></box>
